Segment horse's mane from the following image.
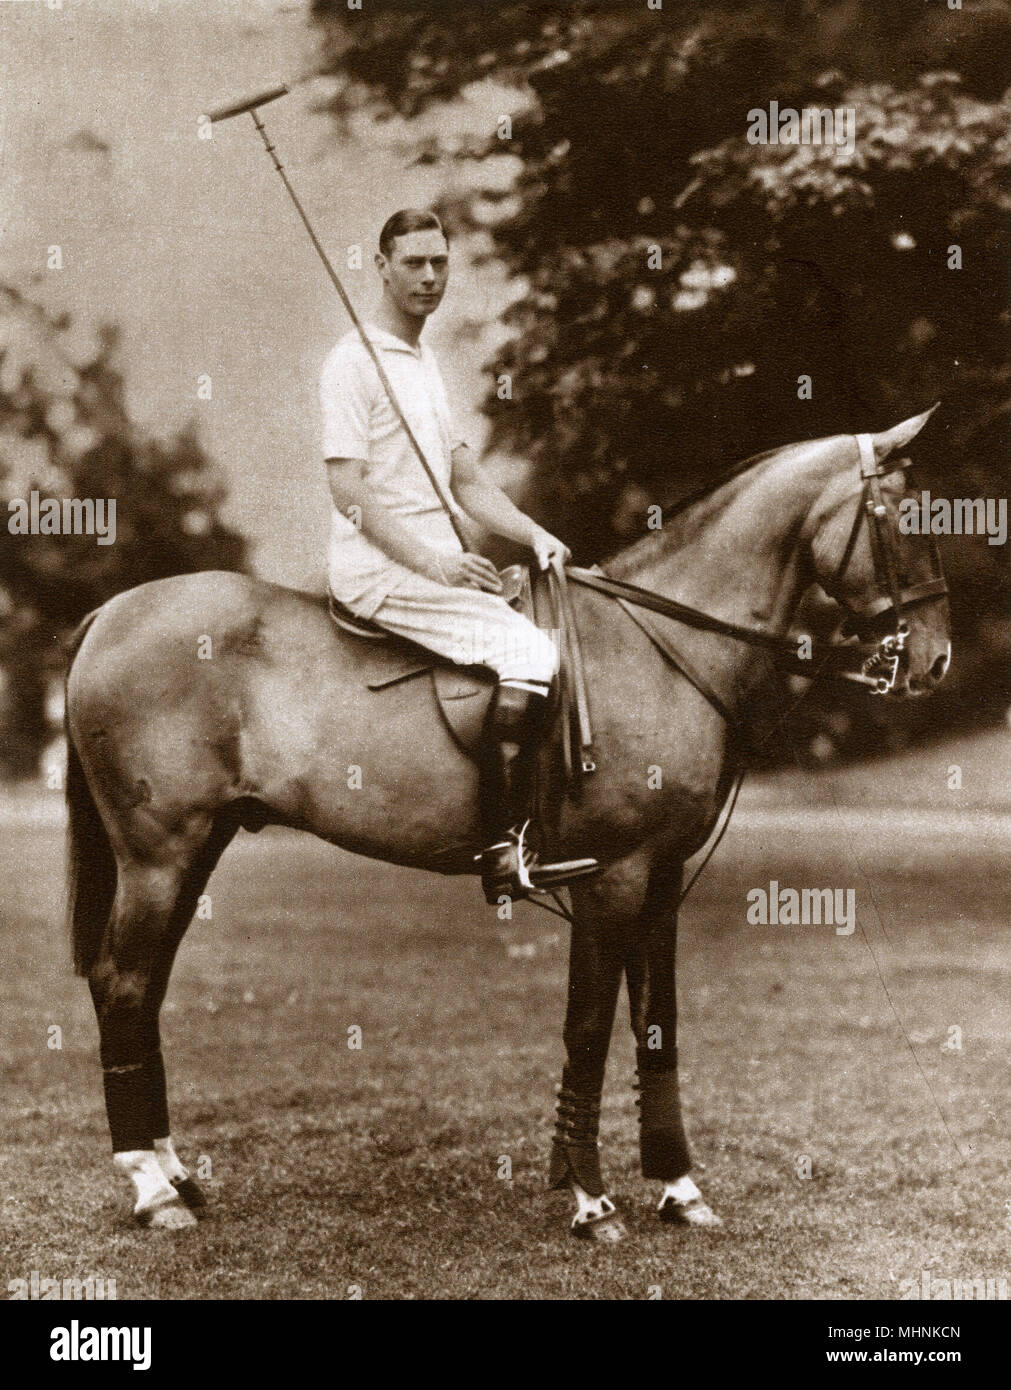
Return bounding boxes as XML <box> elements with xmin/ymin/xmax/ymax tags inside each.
<box><xmin>607</xmin><ymin>443</ymin><xmax>788</xmax><ymax>571</ymax></box>
<box><xmin>660</xmin><ymin>446</ymin><xmax>784</xmax><ymax>525</ymax></box>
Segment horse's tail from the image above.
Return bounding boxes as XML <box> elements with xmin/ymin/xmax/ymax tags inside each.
<box><xmin>64</xmin><ymin>609</ymin><xmax>117</xmax><ymax>977</ymax></box>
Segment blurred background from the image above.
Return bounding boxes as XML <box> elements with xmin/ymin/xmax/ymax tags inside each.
<box><xmin>1</xmin><ymin>0</ymin><xmax>1007</xmax><ymax>782</ymax></box>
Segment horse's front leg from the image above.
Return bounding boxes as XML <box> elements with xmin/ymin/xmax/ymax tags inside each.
<box><xmin>625</xmin><ymin>858</ymin><xmax>721</xmax><ymax>1228</ymax></box>
<box><xmin>551</xmin><ymin>852</ymin><xmax>654</xmax><ymax>1242</ymax></box>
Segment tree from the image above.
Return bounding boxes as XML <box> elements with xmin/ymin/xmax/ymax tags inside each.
<box><xmin>0</xmin><ymin>282</ymin><xmax>247</xmax><ymax>778</ymax></box>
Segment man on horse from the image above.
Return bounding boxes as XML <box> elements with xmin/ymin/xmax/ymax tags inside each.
<box><xmin>319</xmin><ymin>207</ymin><xmax>597</xmax><ymax>903</ymax></box>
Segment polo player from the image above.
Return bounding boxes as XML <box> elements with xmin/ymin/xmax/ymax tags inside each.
<box><xmin>320</xmin><ymin>208</ymin><xmax>597</xmax><ymax>903</ymax></box>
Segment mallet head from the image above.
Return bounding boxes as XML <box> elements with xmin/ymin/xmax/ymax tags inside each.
<box><xmin>206</xmin><ymin>82</ymin><xmax>291</xmax><ymax>124</ymax></box>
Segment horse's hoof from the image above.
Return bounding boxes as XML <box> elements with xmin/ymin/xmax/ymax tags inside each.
<box><xmin>572</xmin><ymin>1210</ymin><xmax>627</xmax><ymax>1243</ymax></box>
<box><xmin>658</xmin><ymin>1194</ymin><xmax>722</xmax><ymax>1228</ymax></box>
<box><xmin>171</xmin><ymin>1176</ymin><xmax>207</xmax><ymax>1213</ymax></box>
<box><xmin>134</xmin><ymin>1196</ymin><xmax>198</xmax><ymax>1231</ymax></box>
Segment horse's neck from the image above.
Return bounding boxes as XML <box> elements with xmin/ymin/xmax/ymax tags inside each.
<box><xmin>611</xmin><ymin>439</ymin><xmax>841</xmax><ymax>704</ymax></box>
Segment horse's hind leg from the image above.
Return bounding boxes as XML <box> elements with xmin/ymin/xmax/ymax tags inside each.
<box><xmin>142</xmin><ymin>817</ymin><xmax>237</xmax><ymax>1214</ymax></box>
<box><xmin>625</xmin><ymin>859</ymin><xmax>721</xmax><ymax>1228</ymax></box>
<box><xmin>89</xmin><ymin>821</ymin><xmax>233</xmax><ymax>1229</ymax></box>
<box><xmin>89</xmin><ymin>861</ymin><xmax>194</xmax><ymax>1228</ymax></box>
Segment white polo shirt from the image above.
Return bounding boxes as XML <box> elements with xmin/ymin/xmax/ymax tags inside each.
<box><xmin>320</xmin><ymin>324</ymin><xmax>468</xmax><ymax>616</ymax></box>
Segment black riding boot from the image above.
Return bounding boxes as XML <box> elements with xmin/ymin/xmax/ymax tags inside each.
<box><xmin>478</xmin><ymin>682</ymin><xmax>599</xmax><ymax>904</ymax></box>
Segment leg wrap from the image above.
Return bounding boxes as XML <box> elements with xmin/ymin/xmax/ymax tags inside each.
<box><xmin>102</xmin><ymin>1061</ymin><xmax>154</xmax><ymax>1154</ymax></box>
<box><xmin>635</xmin><ymin>1053</ymin><xmax>691</xmax><ymax>1180</ymax></box>
<box><xmin>144</xmin><ymin>1049</ymin><xmax>170</xmax><ymax>1140</ymax></box>
<box><xmin>548</xmin><ymin>1074</ymin><xmax>605</xmax><ymax>1197</ymax></box>
<box><xmin>101</xmin><ymin>1050</ymin><xmax>167</xmax><ymax>1154</ymax></box>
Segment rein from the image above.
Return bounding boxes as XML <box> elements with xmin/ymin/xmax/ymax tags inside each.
<box><xmin>567</xmin><ymin>565</ymin><xmax>889</xmax><ymax>692</ymax></box>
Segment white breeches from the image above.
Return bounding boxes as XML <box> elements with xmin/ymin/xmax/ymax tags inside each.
<box><xmin>371</xmin><ymin>575</ymin><xmax>558</xmax><ymax>685</ymax></box>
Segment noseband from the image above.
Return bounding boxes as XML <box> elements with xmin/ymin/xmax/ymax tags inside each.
<box><xmin>830</xmin><ymin>434</ymin><xmax>948</xmax><ymax>693</ymax></box>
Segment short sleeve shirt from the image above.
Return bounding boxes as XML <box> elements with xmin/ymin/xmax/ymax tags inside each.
<box><xmin>320</xmin><ymin>324</ymin><xmax>467</xmax><ymax>616</ymax></box>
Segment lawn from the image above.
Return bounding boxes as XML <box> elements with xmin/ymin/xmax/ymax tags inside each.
<box><xmin>1</xmin><ymin>757</ymin><xmax>1006</xmax><ymax>1299</ymax></box>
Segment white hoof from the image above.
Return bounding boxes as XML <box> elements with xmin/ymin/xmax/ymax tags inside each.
<box><xmin>115</xmin><ymin>1150</ymin><xmax>197</xmax><ymax>1230</ymax></box>
<box><xmin>570</xmin><ymin>1185</ymin><xmax>626</xmax><ymax>1242</ymax></box>
<box><xmin>659</xmin><ymin>1195</ymin><xmax>723</xmax><ymax>1227</ymax></box>
<box><xmin>136</xmin><ymin>1196</ymin><xmax>197</xmax><ymax>1231</ymax></box>
<box><xmin>658</xmin><ymin>1175</ymin><xmax>723</xmax><ymax>1228</ymax></box>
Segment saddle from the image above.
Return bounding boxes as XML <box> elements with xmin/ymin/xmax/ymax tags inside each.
<box><xmin>326</xmin><ymin>564</ymin><xmax>595</xmax><ymax>780</ymax></box>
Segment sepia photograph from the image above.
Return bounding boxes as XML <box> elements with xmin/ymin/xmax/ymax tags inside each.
<box><xmin>1</xmin><ymin>0</ymin><xmax>1007</xmax><ymax>1344</ymax></box>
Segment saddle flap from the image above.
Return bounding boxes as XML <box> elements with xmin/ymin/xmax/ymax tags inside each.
<box><xmin>326</xmin><ymin>562</ymin><xmax>584</xmax><ymax>774</ymax></box>
<box><xmin>428</xmin><ymin>565</ymin><xmax>535</xmax><ymax>760</ymax></box>
<box><xmin>432</xmin><ymin>664</ymin><xmax>495</xmax><ymax>761</ymax></box>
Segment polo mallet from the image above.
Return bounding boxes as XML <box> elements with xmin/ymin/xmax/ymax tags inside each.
<box><xmin>206</xmin><ymin>81</ymin><xmax>471</xmax><ymax>552</ymax></box>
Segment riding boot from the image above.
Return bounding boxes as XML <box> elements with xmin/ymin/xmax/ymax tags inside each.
<box><xmin>478</xmin><ymin>682</ymin><xmax>599</xmax><ymax>904</ymax></box>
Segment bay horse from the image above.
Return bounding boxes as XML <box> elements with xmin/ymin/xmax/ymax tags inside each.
<box><xmin>63</xmin><ymin>409</ymin><xmax>950</xmax><ymax>1238</ymax></box>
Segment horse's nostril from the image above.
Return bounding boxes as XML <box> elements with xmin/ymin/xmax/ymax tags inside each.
<box><xmin>930</xmin><ymin>653</ymin><xmax>949</xmax><ymax>682</ymax></box>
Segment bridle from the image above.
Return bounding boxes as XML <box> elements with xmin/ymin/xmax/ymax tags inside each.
<box><xmin>567</xmin><ymin>431</ymin><xmax>949</xmax><ymax>700</ymax></box>
<box><xmin>828</xmin><ymin>433</ymin><xmax>948</xmax><ymax>693</ymax></box>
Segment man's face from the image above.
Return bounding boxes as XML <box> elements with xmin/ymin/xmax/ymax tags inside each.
<box><xmin>376</xmin><ymin>229</ymin><xmax>449</xmax><ymax>319</ymax></box>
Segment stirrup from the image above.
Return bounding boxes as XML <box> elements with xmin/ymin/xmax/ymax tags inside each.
<box><xmin>478</xmin><ymin>821</ymin><xmax>599</xmax><ymax>904</ymax></box>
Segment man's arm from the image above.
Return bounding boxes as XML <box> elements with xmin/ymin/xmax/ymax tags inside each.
<box><xmin>326</xmin><ymin>459</ymin><xmax>502</xmax><ymax>591</ymax></box>
<box><xmin>450</xmin><ymin>444</ymin><xmax>570</xmax><ymax>570</ymax></box>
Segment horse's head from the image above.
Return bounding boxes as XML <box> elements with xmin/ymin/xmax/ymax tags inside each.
<box><xmin>805</xmin><ymin>407</ymin><xmax>951</xmax><ymax>697</ymax></box>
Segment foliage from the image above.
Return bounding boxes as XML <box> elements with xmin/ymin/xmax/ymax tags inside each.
<box><xmin>0</xmin><ymin>282</ymin><xmax>247</xmax><ymax>777</ymax></box>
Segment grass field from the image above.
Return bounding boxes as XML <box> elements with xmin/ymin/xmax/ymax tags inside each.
<box><xmin>1</xmin><ymin>735</ymin><xmax>1007</xmax><ymax>1300</ymax></box>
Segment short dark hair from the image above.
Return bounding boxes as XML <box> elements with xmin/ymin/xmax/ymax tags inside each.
<box><xmin>378</xmin><ymin>209</ymin><xmax>447</xmax><ymax>258</ymax></box>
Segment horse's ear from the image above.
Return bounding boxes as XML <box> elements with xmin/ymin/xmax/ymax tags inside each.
<box><xmin>872</xmin><ymin>402</ymin><xmax>940</xmax><ymax>464</ymax></box>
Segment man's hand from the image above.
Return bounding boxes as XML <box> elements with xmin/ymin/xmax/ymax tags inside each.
<box><xmin>437</xmin><ymin>552</ymin><xmax>504</xmax><ymax>593</ymax></box>
<box><xmin>529</xmin><ymin>526</ymin><xmax>571</xmax><ymax>571</ymax></box>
